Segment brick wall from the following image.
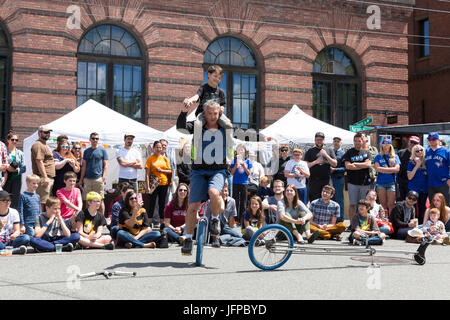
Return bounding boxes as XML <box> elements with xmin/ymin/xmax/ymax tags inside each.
<box><xmin>0</xmin><ymin>0</ymin><xmax>413</xmax><ymax>140</ymax></box>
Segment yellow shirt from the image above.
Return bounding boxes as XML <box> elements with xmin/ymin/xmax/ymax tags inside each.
<box><xmin>145</xmin><ymin>154</ymin><xmax>171</xmax><ymax>186</ymax></box>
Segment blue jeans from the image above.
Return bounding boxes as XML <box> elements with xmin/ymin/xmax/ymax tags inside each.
<box><xmin>109</xmin><ymin>225</ymin><xmax>119</xmax><ymax>240</ymax></box>
<box><xmin>163</xmin><ymin>227</ymin><xmax>185</xmax><ymax>243</ymax></box>
<box><xmin>24</xmin><ymin>223</ymin><xmax>35</xmax><ymax>237</ymax></box>
<box><xmin>221</xmin><ymin>225</ymin><xmax>243</xmax><ymax>238</ymax></box>
<box><xmin>30</xmin><ymin>233</ymin><xmax>80</xmax><ymax>252</ymax></box>
<box><xmin>0</xmin><ymin>234</ymin><xmax>31</xmax><ymax>250</ymax></box>
<box><xmin>116</xmin><ymin>230</ymin><xmax>161</xmax><ymax>248</ymax></box>
<box><xmin>297</xmin><ymin>187</ymin><xmax>308</xmax><ymax>206</ymax></box>
<box><xmin>331</xmin><ymin>176</ymin><xmax>345</xmax><ymax>222</ymax></box>
<box><xmin>349</xmin><ymin>233</ymin><xmax>383</xmax><ymax>245</ymax></box>
<box><xmin>378</xmin><ymin>225</ymin><xmax>391</xmax><ymax>236</ymax></box>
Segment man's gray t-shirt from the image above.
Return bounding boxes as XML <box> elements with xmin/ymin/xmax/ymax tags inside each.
<box><xmin>205</xmin><ymin>196</ymin><xmax>237</xmax><ymax>227</ymax></box>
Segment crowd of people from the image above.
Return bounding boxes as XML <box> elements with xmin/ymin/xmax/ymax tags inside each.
<box><xmin>1</xmin><ymin>65</ymin><xmax>449</xmax><ymax>255</ymax></box>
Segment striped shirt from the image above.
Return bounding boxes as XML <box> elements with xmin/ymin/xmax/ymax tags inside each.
<box><xmin>18</xmin><ymin>192</ymin><xmax>41</xmax><ymax>225</ymax></box>
<box><xmin>310</xmin><ymin>198</ymin><xmax>340</xmax><ymax>225</ymax></box>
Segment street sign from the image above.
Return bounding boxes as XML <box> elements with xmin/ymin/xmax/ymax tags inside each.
<box><xmin>349</xmin><ymin>125</ymin><xmax>374</xmax><ymax>132</ymax></box>
<box><xmin>353</xmin><ymin>116</ymin><xmax>373</xmax><ymax>127</ymax></box>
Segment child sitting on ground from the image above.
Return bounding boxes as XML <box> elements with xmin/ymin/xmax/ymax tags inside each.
<box><xmin>350</xmin><ymin>199</ymin><xmax>386</xmax><ymax>246</ymax></box>
<box><xmin>421</xmin><ymin>208</ymin><xmax>449</xmax><ymax>245</ymax></box>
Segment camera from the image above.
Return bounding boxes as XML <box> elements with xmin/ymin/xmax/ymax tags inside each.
<box><xmin>9</xmin><ymin>161</ymin><xmax>19</xmax><ymax>169</ymax></box>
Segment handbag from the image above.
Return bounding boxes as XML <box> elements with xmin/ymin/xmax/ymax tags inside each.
<box><xmin>147</xmin><ymin>174</ymin><xmax>161</xmax><ymax>194</ymax></box>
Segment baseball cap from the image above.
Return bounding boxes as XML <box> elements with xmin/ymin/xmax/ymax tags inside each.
<box><xmin>333</xmin><ymin>137</ymin><xmax>342</xmax><ymax>141</ymax></box>
<box><xmin>406</xmin><ymin>190</ymin><xmax>419</xmax><ymax>200</ymax></box>
<box><xmin>38</xmin><ymin>125</ymin><xmax>52</xmax><ymax>132</ymax></box>
<box><xmin>124</xmin><ymin>133</ymin><xmax>135</xmax><ymax>138</ymax></box>
<box><xmin>86</xmin><ymin>191</ymin><xmax>103</xmax><ymax>201</ymax></box>
<box><xmin>381</xmin><ymin>138</ymin><xmax>392</xmax><ymax>145</ymax></box>
<box><xmin>427</xmin><ymin>132</ymin><xmax>439</xmax><ymax>140</ymax></box>
<box><xmin>0</xmin><ymin>190</ymin><xmax>11</xmax><ymax>199</ymax></box>
<box><xmin>409</xmin><ymin>136</ymin><xmax>420</xmax><ymax>144</ymax></box>
<box><xmin>315</xmin><ymin>132</ymin><xmax>325</xmax><ymax>138</ymax></box>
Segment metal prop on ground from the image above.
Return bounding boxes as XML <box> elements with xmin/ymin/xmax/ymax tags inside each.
<box><xmin>77</xmin><ymin>270</ymin><xmax>137</xmax><ymax>280</ymax></box>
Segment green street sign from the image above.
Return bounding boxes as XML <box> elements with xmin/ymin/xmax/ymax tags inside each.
<box><xmin>353</xmin><ymin>116</ymin><xmax>373</xmax><ymax>127</ymax></box>
<box><xmin>349</xmin><ymin>125</ymin><xmax>374</xmax><ymax>132</ymax></box>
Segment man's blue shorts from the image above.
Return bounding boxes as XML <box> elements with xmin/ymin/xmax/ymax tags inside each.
<box><xmin>189</xmin><ymin>169</ymin><xmax>228</xmax><ymax>203</ymax></box>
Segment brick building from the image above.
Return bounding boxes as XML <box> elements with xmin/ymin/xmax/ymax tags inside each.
<box><xmin>0</xmin><ymin>0</ymin><xmax>415</xmax><ymax>141</ymax></box>
<box><xmin>408</xmin><ymin>0</ymin><xmax>450</xmax><ymax>124</ymax></box>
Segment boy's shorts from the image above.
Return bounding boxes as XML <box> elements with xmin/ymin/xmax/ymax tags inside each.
<box><xmin>189</xmin><ymin>169</ymin><xmax>227</xmax><ymax>203</ymax></box>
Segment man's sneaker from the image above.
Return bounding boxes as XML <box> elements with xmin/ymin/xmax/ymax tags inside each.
<box><xmin>158</xmin><ymin>230</ymin><xmax>169</xmax><ymax>248</ymax></box>
<box><xmin>62</xmin><ymin>243</ymin><xmax>74</xmax><ymax>252</ymax></box>
<box><xmin>211</xmin><ymin>236</ymin><xmax>221</xmax><ymax>248</ymax></box>
<box><xmin>153</xmin><ymin>223</ymin><xmax>160</xmax><ymax>230</ymax></box>
<box><xmin>209</xmin><ymin>218</ymin><xmax>220</xmax><ymax>236</ymax></box>
<box><xmin>308</xmin><ymin>230</ymin><xmax>320</xmax><ymax>244</ymax></box>
<box><xmin>353</xmin><ymin>238</ymin><xmax>363</xmax><ymax>246</ymax></box>
<box><xmin>124</xmin><ymin>242</ymin><xmax>133</xmax><ymax>249</ymax></box>
<box><xmin>179</xmin><ymin>236</ymin><xmax>185</xmax><ymax>246</ymax></box>
<box><xmin>181</xmin><ymin>237</ymin><xmax>193</xmax><ymax>255</ymax></box>
<box><xmin>13</xmin><ymin>245</ymin><xmax>27</xmax><ymax>255</ymax></box>
<box><xmin>104</xmin><ymin>242</ymin><xmax>115</xmax><ymax>250</ymax></box>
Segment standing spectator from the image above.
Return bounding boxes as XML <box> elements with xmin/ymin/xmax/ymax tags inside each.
<box><xmin>284</xmin><ymin>148</ymin><xmax>310</xmax><ymax>204</ymax></box>
<box><xmin>30</xmin><ymin>197</ymin><xmax>80</xmax><ymax>252</ymax></box>
<box><xmin>176</xmin><ymin>141</ymin><xmax>192</xmax><ymax>186</ymax></box>
<box><xmin>0</xmin><ymin>190</ymin><xmax>30</xmax><ymax>254</ymax></box>
<box><xmin>248</xmin><ymin>150</ymin><xmax>265</xmax><ymax>198</ymax></box>
<box><xmin>116</xmin><ymin>133</ymin><xmax>143</xmax><ymax>191</ymax></box>
<box><xmin>4</xmin><ymin>131</ymin><xmax>26</xmax><ymax>209</ymax></box>
<box><xmin>343</xmin><ymin>132</ymin><xmax>373</xmax><ymax>222</ymax></box>
<box><xmin>163</xmin><ymin>183</ymin><xmax>189</xmax><ymax>245</ymax></box>
<box><xmin>309</xmin><ymin>185</ymin><xmax>346</xmax><ymax>241</ymax></box>
<box><xmin>76</xmin><ymin>191</ymin><xmax>114</xmax><ymax>250</ymax></box>
<box><xmin>398</xmin><ymin>136</ymin><xmax>420</xmax><ymax>201</ymax></box>
<box><xmin>277</xmin><ymin>184</ymin><xmax>319</xmax><ymax>244</ymax></box>
<box><xmin>425</xmin><ymin>132</ymin><xmax>450</xmax><ymax>206</ymax></box>
<box><xmin>261</xmin><ymin>179</ymin><xmax>284</xmax><ymax>225</ymax></box>
<box><xmin>79</xmin><ymin>132</ymin><xmax>108</xmax><ymax>214</ymax></box>
<box><xmin>407</xmin><ymin>144</ymin><xmax>428</xmax><ymax>224</ymax></box>
<box><xmin>117</xmin><ymin>190</ymin><xmax>162</xmax><ymax>249</ymax></box>
<box><xmin>272</xmin><ymin>145</ymin><xmax>291</xmax><ymax>186</ymax></box>
<box><xmin>304</xmin><ymin>132</ymin><xmax>337</xmax><ymax>202</ymax></box>
<box><xmin>71</xmin><ymin>142</ymin><xmax>84</xmax><ymax>186</ymax></box>
<box><xmin>423</xmin><ymin>193</ymin><xmax>450</xmax><ymax>232</ymax></box>
<box><xmin>52</xmin><ymin>137</ymin><xmax>80</xmax><ymax>196</ymax></box>
<box><xmin>349</xmin><ymin>199</ymin><xmax>385</xmax><ymax>246</ymax></box>
<box><xmin>0</xmin><ymin>136</ymin><xmax>8</xmax><ymax>191</ymax></box>
<box><xmin>18</xmin><ymin>174</ymin><xmax>41</xmax><ymax>236</ymax></box>
<box><xmin>31</xmin><ymin>125</ymin><xmax>56</xmax><ymax>212</ymax></box>
<box><xmin>160</xmin><ymin>138</ymin><xmax>175</xmax><ymax>196</ymax></box>
<box><xmin>330</xmin><ymin>137</ymin><xmax>346</xmax><ymax>222</ymax></box>
<box><xmin>230</xmin><ymin>144</ymin><xmax>252</xmax><ymax>225</ymax></box>
<box><xmin>389</xmin><ymin>191</ymin><xmax>418</xmax><ymax>240</ymax></box>
<box><xmin>361</xmin><ymin>133</ymin><xmax>379</xmax><ymax>190</ymax></box>
<box><xmin>374</xmin><ymin>138</ymin><xmax>400</xmax><ymax>214</ymax></box>
<box><xmin>145</xmin><ymin>140</ymin><xmax>171</xmax><ymax>228</ymax></box>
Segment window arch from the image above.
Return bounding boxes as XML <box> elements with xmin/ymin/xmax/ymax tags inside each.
<box><xmin>312</xmin><ymin>47</ymin><xmax>361</xmax><ymax>130</ymax></box>
<box><xmin>203</xmin><ymin>37</ymin><xmax>259</xmax><ymax>129</ymax></box>
<box><xmin>77</xmin><ymin>24</ymin><xmax>145</xmax><ymax>121</ymax></box>
<box><xmin>0</xmin><ymin>25</ymin><xmax>10</xmax><ymax>139</ymax></box>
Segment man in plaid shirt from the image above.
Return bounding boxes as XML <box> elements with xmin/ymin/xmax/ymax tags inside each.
<box><xmin>309</xmin><ymin>185</ymin><xmax>346</xmax><ymax>241</ymax></box>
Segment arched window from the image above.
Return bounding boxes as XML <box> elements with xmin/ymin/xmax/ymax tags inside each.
<box><xmin>312</xmin><ymin>47</ymin><xmax>361</xmax><ymax>129</ymax></box>
<box><xmin>77</xmin><ymin>24</ymin><xmax>144</xmax><ymax>121</ymax></box>
<box><xmin>0</xmin><ymin>26</ymin><xmax>10</xmax><ymax>139</ymax></box>
<box><xmin>203</xmin><ymin>37</ymin><xmax>259</xmax><ymax>129</ymax></box>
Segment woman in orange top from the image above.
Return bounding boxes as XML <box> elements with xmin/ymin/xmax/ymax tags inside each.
<box><xmin>145</xmin><ymin>141</ymin><xmax>172</xmax><ymax>228</ymax></box>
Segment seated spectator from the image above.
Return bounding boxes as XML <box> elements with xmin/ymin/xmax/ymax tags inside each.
<box><xmin>423</xmin><ymin>193</ymin><xmax>450</xmax><ymax>232</ymax></box>
<box><xmin>277</xmin><ymin>184</ymin><xmax>319</xmax><ymax>244</ymax></box>
<box><xmin>163</xmin><ymin>183</ymin><xmax>189</xmax><ymax>245</ymax></box>
<box><xmin>309</xmin><ymin>185</ymin><xmax>346</xmax><ymax>240</ymax></box>
<box><xmin>109</xmin><ymin>182</ymin><xmax>134</xmax><ymax>240</ymax></box>
<box><xmin>257</xmin><ymin>176</ymin><xmax>274</xmax><ymax>200</ymax></box>
<box><xmin>365</xmin><ymin>189</ymin><xmax>391</xmax><ymax>236</ymax></box>
<box><xmin>0</xmin><ymin>190</ymin><xmax>29</xmax><ymax>254</ymax></box>
<box><xmin>30</xmin><ymin>197</ymin><xmax>80</xmax><ymax>252</ymax></box>
<box><xmin>242</xmin><ymin>195</ymin><xmax>264</xmax><ymax>241</ymax></box>
<box><xmin>421</xmin><ymin>208</ymin><xmax>449</xmax><ymax>245</ymax></box>
<box><xmin>389</xmin><ymin>191</ymin><xmax>418</xmax><ymax>240</ymax></box>
<box><xmin>261</xmin><ymin>179</ymin><xmax>284</xmax><ymax>225</ymax></box>
<box><xmin>117</xmin><ymin>190</ymin><xmax>163</xmax><ymax>249</ymax></box>
<box><xmin>18</xmin><ymin>174</ymin><xmax>41</xmax><ymax>236</ymax></box>
<box><xmin>349</xmin><ymin>199</ymin><xmax>385</xmax><ymax>245</ymax></box>
<box><xmin>76</xmin><ymin>192</ymin><xmax>114</xmax><ymax>250</ymax></box>
<box><xmin>56</xmin><ymin>172</ymin><xmax>82</xmax><ymax>231</ymax></box>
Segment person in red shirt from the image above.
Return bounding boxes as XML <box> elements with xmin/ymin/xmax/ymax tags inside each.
<box><xmin>163</xmin><ymin>183</ymin><xmax>190</xmax><ymax>245</ymax></box>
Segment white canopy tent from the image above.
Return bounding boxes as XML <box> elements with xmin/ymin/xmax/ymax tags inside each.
<box><xmin>163</xmin><ymin>108</ymin><xmax>197</xmax><ymax>149</ymax></box>
<box><xmin>22</xmin><ymin>99</ymin><xmax>166</xmax><ymax>190</ymax></box>
<box><xmin>260</xmin><ymin>105</ymin><xmax>356</xmax><ymax>146</ymax></box>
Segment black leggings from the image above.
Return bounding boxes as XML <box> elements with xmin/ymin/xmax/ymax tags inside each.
<box><xmin>233</xmin><ymin>184</ymin><xmax>248</xmax><ymax>224</ymax></box>
<box><xmin>147</xmin><ymin>185</ymin><xmax>169</xmax><ymax>223</ymax></box>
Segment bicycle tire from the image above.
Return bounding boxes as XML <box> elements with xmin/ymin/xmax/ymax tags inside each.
<box><xmin>248</xmin><ymin>224</ymin><xmax>294</xmax><ymax>270</ymax></box>
<box><xmin>195</xmin><ymin>218</ymin><xmax>207</xmax><ymax>266</ymax></box>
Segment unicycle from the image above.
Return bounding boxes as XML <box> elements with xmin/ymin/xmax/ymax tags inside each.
<box><xmin>195</xmin><ymin>217</ymin><xmax>208</xmax><ymax>266</ymax></box>
<box><xmin>248</xmin><ymin>224</ymin><xmax>294</xmax><ymax>270</ymax></box>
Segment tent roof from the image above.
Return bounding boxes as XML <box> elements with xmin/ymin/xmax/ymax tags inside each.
<box><xmin>260</xmin><ymin>105</ymin><xmax>356</xmax><ymax>145</ymax></box>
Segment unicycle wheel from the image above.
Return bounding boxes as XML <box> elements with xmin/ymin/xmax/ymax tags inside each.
<box><xmin>195</xmin><ymin>218</ymin><xmax>208</xmax><ymax>266</ymax></box>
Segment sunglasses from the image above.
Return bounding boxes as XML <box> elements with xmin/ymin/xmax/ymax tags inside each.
<box><xmin>9</xmin><ymin>139</ymin><xmax>18</xmax><ymax>142</ymax></box>
<box><xmin>428</xmin><ymin>138</ymin><xmax>437</xmax><ymax>141</ymax></box>
<box><xmin>41</xmin><ymin>131</ymin><xmax>51</xmax><ymax>134</ymax></box>
<box><xmin>293</xmin><ymin>153</ymin><xmax>301</xmax><ymax>156</ymax></box>
<box><xmin>407</xmin><ymin>196</ymin><xmax>418</xmax><ymax>202</ymax></box>
<box><xmin>73</xmin><ymin>147</ymin><xmax>81</xmax><ymax>150</ymax></box>
<box><xmin>91</xmin><ymin>138</ymin><xmax>99</xmax><ymax>141</ymax></box>
<box><xmin>280</xmin><ymin>149</ymin><xmax>288</xmax><ymax>152</ymax></box>
<box><xmin>61</xmin><ymin>146</ymin><xmax>69</xmax><ymax>149</ymax></box>
<box><xmin>129</xmin><ymin>197</ymin><xmax>137</xmax><ymax>201</ymax></box>
<box><xmin>415</xmin><ymin>150</ymin><xmax>423</xmax><ymax>153</ymax></box>
<box><xmin>178</xmin><ymin>189</ymin><xmax>188</xmax><ymax>193</ymax></box>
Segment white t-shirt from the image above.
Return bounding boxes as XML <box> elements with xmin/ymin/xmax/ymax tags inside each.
<box><xmin>0</xmin><ymin>208</ymin><xmax>20</xmax><ymax>241</ymax></box>
<box><xmin>284</xmin><ymin>159</ymin><xmax>309</xmax><ymax>189</ymax></box>
<box><xmin>116</xmin><ymin>147</ymin><xmax>142</xmax><ymax>179</ymax></box>
<box><xmin>249</xmin><ymin>160</ymin><xmax>265</xmax><ymax>186</ymax></box>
